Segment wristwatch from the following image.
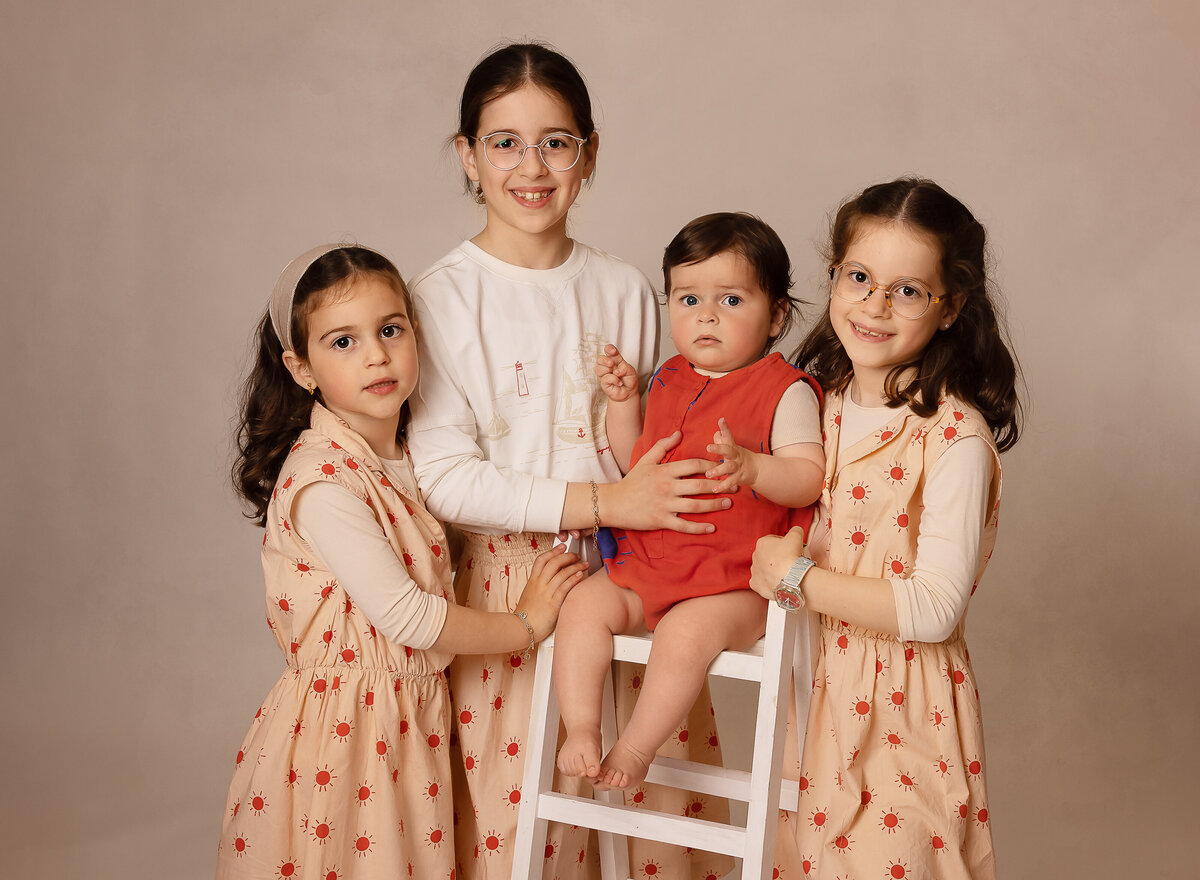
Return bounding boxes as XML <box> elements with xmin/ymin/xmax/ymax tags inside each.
<box><xmin>773</xmin><ymin>556</ymin><xmax>816</xmax><ymax>612</ymax></box>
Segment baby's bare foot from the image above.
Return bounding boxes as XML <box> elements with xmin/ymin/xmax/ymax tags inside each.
<box><xmin>557</xmin><ymin>729</ymin><xmax>603</xmax><ymax>779</ymax></box>
<box><xmin>593</xmin><ymin>738</ymin><xmax>651</xmax><ymax>791</ymax></box>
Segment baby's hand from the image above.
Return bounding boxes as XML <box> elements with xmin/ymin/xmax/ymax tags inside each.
<box><xmin>705</xmin><ymin>417</ymin><xmax>760</xmax><ymax>494</ymax></box>
<box><xmin>594</xmin><ymin>343</ymin><xmax>638</xmax><ymax>403</ymax></box>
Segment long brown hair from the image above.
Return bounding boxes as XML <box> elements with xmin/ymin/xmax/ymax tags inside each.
<box><xmin>232</xmin><ymin>247</ymin><xmax>414</xmax><ymax>525</ymax></box>
<box><xmin>792</xmin><ymin>178</ymin><xmax>1022</xmax><ymax>451</ymax></box>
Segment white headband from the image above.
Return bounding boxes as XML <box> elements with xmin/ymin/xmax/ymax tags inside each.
<box><xmin>268</xmin><ymin>243</ymin><xmax>344</xmax><ymax>350</ymax></box>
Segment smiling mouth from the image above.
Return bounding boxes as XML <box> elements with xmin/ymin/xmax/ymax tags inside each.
<box><xmin>364</xmin><ymin>379</ymin><xmax>397</xmax><ymax>392</ymax></box>
<box><xmin>851</xmin><ymin>322</ymin><xmax>892</xmax><ymax>340</ymax></box>
<box><xmin>511</xmin><ymin>189</ymin><xmax>553</xmax><ymax>203</ymax></box>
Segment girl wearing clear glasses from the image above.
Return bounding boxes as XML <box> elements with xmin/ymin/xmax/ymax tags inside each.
<box><xmin>748</xmin><ymin>178</ymin><xmax>1022</xmax><ymax>879</ymax></box>
<box><xmin>406</xmin><ymin>43</ymin><xmax>732</xmax><ymax>880</ymax></box>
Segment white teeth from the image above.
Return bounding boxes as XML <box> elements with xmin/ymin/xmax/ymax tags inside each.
<box><xmin>853</xmin><ymin>323</ymin><xmax>887</xmax><ymax>338</ymax></box>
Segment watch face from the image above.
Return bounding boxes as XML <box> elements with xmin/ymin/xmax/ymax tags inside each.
<box><xmin>775</xmin><ymin>587</ymin><xmax>804</xmax><ymax>612</ymax></box>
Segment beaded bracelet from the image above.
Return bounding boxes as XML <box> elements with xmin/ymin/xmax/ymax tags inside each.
<box><xmin>512</xmin><ymin>610</ymin><xmax>536</xmax><ymax>660</ymax></box>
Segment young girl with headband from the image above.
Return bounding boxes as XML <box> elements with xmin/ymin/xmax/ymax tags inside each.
<box><xmin>215</xmin><ymin>244</ymin><xmax>586</xmax><ymax>880</ymax></box>
<box><xmin>749</xmin><ymin>178</ymin><xmax>1022</xmax><ymax>879</ymax></box>
<box><xmin>407</xmin><ymin>43</ymin><xmax>732</xmax><ymax>880</ymax></box>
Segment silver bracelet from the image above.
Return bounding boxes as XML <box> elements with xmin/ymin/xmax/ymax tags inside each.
<box><xmin>590</xmin><ymin>480</ymin><xmax>600</xmax><ymax>552</ymax></box>
<box><xmin>513</xmin><ymin>610</ymin><xmax>536</xmax><ymax>660</ymax></box>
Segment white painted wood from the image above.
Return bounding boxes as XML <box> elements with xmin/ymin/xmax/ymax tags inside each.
<box><xmin>538</xmin><ymin>792</ymin><xmax>749</xmax><ymax>857</ymax></box>
<box><xmin>512</xmin><ymin>634</ymin><xmax>561</xmax><ymax>880</ymax></box>
<box><xmin>596</xmin><ymin>669</ymin><xmax>630</xmax><ymax>880</ymax></box>
<box><xmin>514</xmin><ymin>603</ymin><xmax>800</xmax><ymax>880</ymax></box>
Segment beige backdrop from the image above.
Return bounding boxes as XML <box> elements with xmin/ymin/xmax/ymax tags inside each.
<box><xmin>3</xmin><ymin>1</ymin><xmax>1197</xmax><ymax>877</ymax></box>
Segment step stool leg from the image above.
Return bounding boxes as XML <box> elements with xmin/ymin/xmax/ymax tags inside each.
<box><xmin>742</xmin><ymin>603</ymin><xmax>797</xmax><ymax>880</ymax></box>
<box><xmin>596</xmin><ymin>663</ymin><xmax>631</xmax><ymax>880</ymax></box>
<box><xmin>513</xmin><ymin>634</ymin><xmax>560</xmax><ymax>880</ymax></box>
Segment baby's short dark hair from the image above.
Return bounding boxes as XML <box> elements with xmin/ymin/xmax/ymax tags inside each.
<box><xmin>663</xmin><ymin>212</ymin><xmax>798</xmax><ymax>342</ymax></box>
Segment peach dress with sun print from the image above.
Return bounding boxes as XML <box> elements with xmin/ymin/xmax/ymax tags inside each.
<box><xmin>773</xmin><ymin>395</ymin><xmax>1002</xmax><ymax>880</ymax></box>
<box><xmin>216</xmin><ymin>405</ymin><xmax>456</xmax><ymax>880</ymax></box>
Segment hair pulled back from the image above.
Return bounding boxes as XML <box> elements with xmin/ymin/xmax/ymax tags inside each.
<box><xmin>663</xmin><ymin>212</ymin><xmax>801</xmax><ymax>346</ymax></box>
<box><xmin>232</xmin><ymin>247</ymin><xmax>413</xmax><ymax>525</ymax></box>
<box><xmin>455</xmin><ymin>42</ymin><xmax>595</xmax><ymax>198</ymax></box>
<box><xmin>792</xmin><ymin>178</ymin><xmax>1022</xmax><ymax>451</ymax></box>
<box><xmin>458</xmin><ymin>42</ymin><xmax>595</xmax><ymax>140</ymax></box>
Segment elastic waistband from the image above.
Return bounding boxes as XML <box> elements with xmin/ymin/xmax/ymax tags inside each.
<box><xmin>460</xmin><ymin>530</ymin><xmax>556</xmax><ymax>564</ymax></box>
<box><xmin>286</xmin><ymin>662</ymin><xmax>446</xmax><ymax>682</ymax></box>
<box><xmin>819</xmin><ymin>615</ymin><xmax>965</xmax><ymax>647</ymax></box>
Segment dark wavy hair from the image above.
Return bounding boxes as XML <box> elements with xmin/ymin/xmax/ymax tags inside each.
<box><xmin>663</xmin><ymin>211</ymin><xmax>801</xmax><ymax>349</ymax></box>
<box><xmin>232</xmin><ymin>247</ymin><xmax>414</xmax><ymax>525</ymax></box>
<box><xmin>455</xmin><ymin>42</ymin><xmax>595</xmax><ymax>196</ymax></box>
<box><xmin>792</xmin><ymin>178</ymin><xmax>1022</xmax><ymax>451</ymax></box>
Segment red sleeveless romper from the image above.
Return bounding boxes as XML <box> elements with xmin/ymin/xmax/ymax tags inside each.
<box><xmin>607</xmin><ymin>352</ymin><xmax>821</xmax><ymax>629</ymax></box>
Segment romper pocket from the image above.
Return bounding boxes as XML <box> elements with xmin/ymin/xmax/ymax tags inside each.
<box><xmin>644</xmin><ymin>530</ymin><xmax>664</xmax><ymax>559</ymax></box>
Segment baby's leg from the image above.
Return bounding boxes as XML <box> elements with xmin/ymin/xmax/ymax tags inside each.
<box><xmin>597</xmin><ymin>590</ymin><xmax>768</xmax><ymax>790</ymax></box>
<box><xmin>553</xmin><ymin>570</ymin><xmax>643</xmax><ymax>780</ymax></box>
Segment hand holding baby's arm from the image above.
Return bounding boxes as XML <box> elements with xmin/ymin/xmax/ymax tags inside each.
<box><xmin>594</xmin><ymin>343</ymin><xmax>639</xmax><ymax>403</ymax></box>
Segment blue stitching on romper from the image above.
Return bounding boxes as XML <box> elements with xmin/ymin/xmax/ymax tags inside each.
<box><xmin>610</xmin><ymin>533</ymin><xmax>631</xmax><ymax>565</ymax></box>
<box><xmin>651</xmin><ymin>362</ymin><xmax>677</xmax><ymax>391</ymax></box>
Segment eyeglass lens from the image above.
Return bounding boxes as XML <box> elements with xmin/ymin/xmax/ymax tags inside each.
<box><xmin>832</xmin><ymin>264</ymin><xmax>933</xmax><ymax>319</ymax></box>
<box><xmin>482</xmin><ymin>133</ymin><xmax>581</xmax><ymax>171</ymax></box>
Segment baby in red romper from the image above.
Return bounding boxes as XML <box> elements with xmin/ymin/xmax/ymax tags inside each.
<box><xmin>554</xmin><ymin>212</ymin><xmax>825</xmax><ymax>789</ymax></box>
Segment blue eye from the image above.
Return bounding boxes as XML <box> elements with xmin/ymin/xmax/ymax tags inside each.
<box><xmin>721</xmin><ymin>294</ymin><xmax>742</xmax><ymax>307</ymax></box>
<box><xmin>681</xmin><ymin>294</ymin><xmax>700</xmax><ymax>306</ymax></box>
<box><xmin>332</xmin><ymin>336</ymin><xmax>353</xmax><ymax>350</ymax></box>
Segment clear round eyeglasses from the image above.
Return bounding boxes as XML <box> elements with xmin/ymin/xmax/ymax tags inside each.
<box><xmin>476</xmin><ymin>131</ymin><xmax>588</xmax><ymax>172</ymax></box>
<box><xmin>829</xmin><ymin>262</ymin><xmax>944</xmax><ymax>320</ymax></box>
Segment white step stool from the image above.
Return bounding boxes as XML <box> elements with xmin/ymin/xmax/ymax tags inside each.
<box><xmin>512</xmin><ymin>601</ymin><xmax>809</xmax><ymax>880</ymax></box>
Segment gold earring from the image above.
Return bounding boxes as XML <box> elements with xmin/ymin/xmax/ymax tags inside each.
<box><xmin>307</xmin><ymin>383</ymin><xmax>316</xmax><ymax>396</ymax></box>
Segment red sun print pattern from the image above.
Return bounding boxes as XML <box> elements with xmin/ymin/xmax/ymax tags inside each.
<box><xmin>216</xmin><ymin>408</ymin><xmax>458</xmax><ymax>879</ymax></box>
<box><xmin>845</xmin><ymin>523</ymin><xmax>870</xmax><ymax>550</ymax></box>
<box><xmin>770</xmin><ymin>393</ymin><xmax>1001</xmax><ymax>879</ymax></box>
<box><xmin>445</xmin><ymin>530</ymin><xmax>735</xmax><ymax>880</ymax></box>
